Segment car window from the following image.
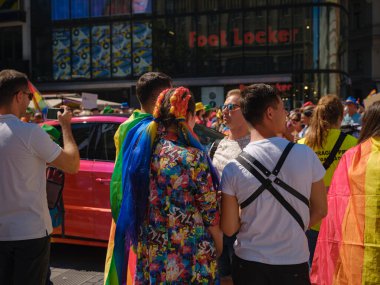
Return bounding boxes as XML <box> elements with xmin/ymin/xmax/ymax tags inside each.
<box><xmin>51</xmin><ymin>123</ymin><xmax>93</xmax><ymax>160</ymax></box>
<box><xmin>72</xmin><ymin>123</ymin><xmax>94</xmax><ymax>160</ymax></box>
<box><xmin>91</xmin><ymin>123</ymin><xmax>119</xmax><ymax>162</ymax></box>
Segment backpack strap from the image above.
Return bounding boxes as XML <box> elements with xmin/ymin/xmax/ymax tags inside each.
<box><xmin>323</xmin><ymin>132</ymin><xmax>347</xmax><ymax>170</ymax></box>
<box><xmin>209</xmin><ymin>139</ymin><xmax>222</xmax><ymax>160</ymax></box>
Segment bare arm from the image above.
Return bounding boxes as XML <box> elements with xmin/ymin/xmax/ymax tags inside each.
<box><xmin>207</xmin><ymin>225</ymin><xmax>223</xmax><ymax>257</ymax></box>
<box><xmin>309</xmin><ymin>179</ymin><xmax>328</xmax><ymax>227</ymax></box>
<box><xmin>50</xmin><ymin>107</ymin><xmax>80</xmax><ymax>174</ymax></box>
<box><xmin>221</xmin><ymin>193</ymin><xmax>240</xmax><ymax>237</ymax></box>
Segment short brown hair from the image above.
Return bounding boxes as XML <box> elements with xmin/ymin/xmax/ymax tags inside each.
<box><xmin>0</xmin><ymin>69</ymin><xmax>28</xmax><ymax>107</ymax></box>
<box><xmin>136</xmin><ymin>72</ymin><xmax>172</xmax><ymax>106</ymax></box>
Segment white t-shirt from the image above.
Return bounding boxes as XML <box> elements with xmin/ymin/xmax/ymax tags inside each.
<box><xmin>212</xmin><ymin>135</ymin><xmax>250</xmax><ymax>176</ymax></box>
<box><xmin>221</xmin><ymin>137</ymin><xmax>325</xmax><ymax>265</ymax></box>
<box><xmin>0</xmin><ymin>115</ymin><xmax>61</xmax><ymax>241</ymax></box>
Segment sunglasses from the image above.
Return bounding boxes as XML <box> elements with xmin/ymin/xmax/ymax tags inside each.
<box><xmin>15</xmin><ymin>90</ymin><xmax>33</xmax><ymax>101</ymax></box>
<box><xmin>222</xmin><ymin>103</ymin><xmax>240</xmax><ymax>111</ymax></box>
<box><xmin>25</xmin><ymin>91</ymin><xmax>33</xmax><ymax>101</ymax></box>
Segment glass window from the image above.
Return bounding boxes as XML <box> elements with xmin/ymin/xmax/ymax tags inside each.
<box><xmin>112</xmin><ymin>22</ymin><xmax>132</xmax><ymax>77</ymax></box>
<box><xmin>155</xmin><ymin>0</ymin><xmax>165</xmax><ymax>15</ymax></box>
<box><xmin>293</xmin><ymin>6</ymin><xmax>312</xmax><ymax>70</ymax></box>
<box><xmin>267</xmin><ymin>8</ymin><xmax>294</xmax><ymax>73</ymax></box>
<box><xmin>196</xmin><ymin>14</ymin><xmax>220</xmax><ymax>75</ymax></box>
<box><xmin>176</xmin><ymin>0</ymin><xmax>195</xmax><ymax>14</ymax></box>
<box><xmin>111</xmin><ymin>0</ymin><xmax>131</xmax><ymax>15</ymax></box>
<box><xmin>152</xmin><ymin>18</ymin><xmax>176</xmax><ymax>74</ymax></box>
<box><xmin>243</xmin><ymin>0</ymin><xmax>267</xmax><ymax>8</ymax></box>
<box><xmin>92</xmin><ymin>25</ymin><xmax>111</xmax><ymax>78</ymax></box>
<box><xmin>71</xmin><ymin>0</ymin><xmax>89</xmax><ymax>19</ymax></box>
<box><xmin>91</xmin><ymin>0</ymin><xmax>110</xmax><ymax>17</ymax></box>
<box><xmin>132</xmin><ymin>21</ymin><xmax>152</xmax><ymax>76</ymax></box>
<box><xmin>220</xmin><ymin>0</ymin><xmax>241</xmax><ymax>10</ymax></box>
<box><xmin>197</xmin><ymin>0</ymin><xmax>218</xmax><ymax>12</ymax></box>
<box><xmin>52</xmin><ymin>0</ymin><xmax>69</xmax><ymax>20</ymax></box>
<box><xmin>132</xmin><ymin>0</ymin><xmax>152</xmax><ymax>14</ymax></box>
<box><xmin>153</xmin><ymin>16</ymin><xmax>196</xmax><ymax>76</ymax></box>
<box><xmin>0</xmin><ymin>26</ymin><xmax>22</xmax><ymax>62</ymax></box>
<box><xmin>0</xmin><ymin>0</ymin><xmax>20</xmax><ymax>11</ymax></box>
<box><xmin>220</xmin><ymin>12</ymin><xmax>243</xmax><ymax>75</ymax></box>
<box><xmin>243</xmin><ymin>10</ymin><xmax>268</xmax><ymax>74</ymax></box>
<box><xmin>70</xmin><ymin>123</ymin><xmax>94</xmax><ymax>160</ymax></box>
<box><xmin>174</xmin><ymin>16</ymin><xmax>196</xmax><ymax>75</ymax></box>
<box><xmin>52</xmin><ymin>29</ymin><xmax>71</xmax><ymax>80</ymax></box>
<box><xmin>72</xmin><ymin>26</ymin><xmax>90</xmax><ymax>79</ymax></box>
<box><xmin>92</xmin><ymin>123</ymin><xmax>119</xmax><ymax>161</ymax></box>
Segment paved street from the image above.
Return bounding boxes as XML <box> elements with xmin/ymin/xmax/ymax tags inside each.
<box><xmin>50</xmin><ymin>244</ymin><xmax>107</xmax><ymax>285</ymax></box>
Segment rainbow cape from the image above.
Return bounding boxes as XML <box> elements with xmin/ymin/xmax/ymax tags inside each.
<box><xmin>104</xmin><ymin>111</ymin><xmax>152</xmax><ymax>285</ymax></box>
<box><xmin>310</xmin><ymin>137</ymin><xmax>380</xmax><ymax>285</ymax></box>
<box><xmin>28</xmin><ymin>81</ymin><xmax>48</xmax><ymax>116</ymax></box>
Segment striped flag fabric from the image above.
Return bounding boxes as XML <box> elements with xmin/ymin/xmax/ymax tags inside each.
<box><xmin>310</xmin><ymin>137</ymin><xmax>380</xmax><ymax>285</ymax></box>
<box><xmin>28</xmin><ymin>81</ymin><xmax>48</xmax><ymax>116</ymax></box>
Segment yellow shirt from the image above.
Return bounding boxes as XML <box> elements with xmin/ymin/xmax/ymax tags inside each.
<box><xmin>298</xmin><ymin>129</ymin><xmax>357</xmax><ymax>231</ymax></box>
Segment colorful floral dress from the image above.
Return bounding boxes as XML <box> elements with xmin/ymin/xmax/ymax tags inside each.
<box><xmin>135</xmin><ymin>132</ymin><xmax>220</xmax><ymax>284</ymax></box>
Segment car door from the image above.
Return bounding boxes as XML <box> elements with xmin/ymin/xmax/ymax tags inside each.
<box><xmin>90</xmin><ymin>122</ymin><xmax>120</xmax><ymax>241</ymax></box>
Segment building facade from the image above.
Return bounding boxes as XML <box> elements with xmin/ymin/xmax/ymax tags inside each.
<box><xmin>1</xmin><ymin>0</ymin><xmax>350</xmax><ymax>108</ymax></box>
<box><xmin>348</xmin><ymin>0</ymin><xmax>380</xmax><ymax>100</ymax></box>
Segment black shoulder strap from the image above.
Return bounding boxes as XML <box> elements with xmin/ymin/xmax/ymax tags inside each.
<box><xmin>209</xmin><ymin>139</ymin><xmax>221</xmax><ymax>160</ymax></box>
<box><xmin>236</xmin><ymin>153</ymin><xmax>306</xmax><ymax>230</ymax></box>
<box><xmin>323</xmin><ymin>132</ymin><xmax>347</xmax><ymax>170</ymax></box>
<box><xmin>273</xmin><ymin>142</ymin><xmax>295</xmax><ymax>175</ymax></box>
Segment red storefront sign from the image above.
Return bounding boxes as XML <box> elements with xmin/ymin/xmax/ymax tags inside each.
<box><xmin>189</xmin><ymin>26</ymin><xmax>299</xmax><ymax>48</ymax></box>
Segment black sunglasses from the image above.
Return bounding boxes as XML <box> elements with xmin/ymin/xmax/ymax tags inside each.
<box><xmin>222</xmin><ymin>103</ymin><xmax>240</xmax><ymax>111</ymax></box>
<box><xmin>15</xmin><ymin>90</ymin><xmax>33</xmax><ymax>101</ymax></box>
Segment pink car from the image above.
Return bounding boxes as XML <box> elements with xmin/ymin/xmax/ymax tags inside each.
<box><xmin>42</xmin><ymin>115</ymin><xmax>224</xmax><ymax>247</ymax></box>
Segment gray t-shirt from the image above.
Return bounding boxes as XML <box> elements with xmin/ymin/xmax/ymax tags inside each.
<box><xmin>212</xmin><ymin>135</ymin><xmax>250</xmax><ymax>176</ymax></box>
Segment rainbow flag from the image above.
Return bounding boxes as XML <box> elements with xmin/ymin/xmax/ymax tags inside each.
<box><xmin>104</xmin><ymin>111</ymin><xmax>152</xmax><ymax>285</ymax></box>
<box><xmin>310</xmin><ymin>137</ymin><xmax>380</xmax><ymax>285</ymax></box>
<box><xmin>28</xmin><ymin>81</ymin><xmax>48</xmax><ymax>116</ymax></box>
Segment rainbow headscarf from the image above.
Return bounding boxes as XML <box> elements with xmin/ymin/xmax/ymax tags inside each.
<box><xmin>310</xmin><ymin>137</ymin><xmax>380</xmax><ymax>285</ymax></box>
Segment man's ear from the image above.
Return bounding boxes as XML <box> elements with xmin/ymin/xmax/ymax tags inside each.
<box><xmin>14</xmin><ymin>91</ymin><xmax>22</xmax><ymax>103</ymax></box>
<box><xmin>265</xmin><ymin>106</ymin><xmax>274</xmax><ymax>120</ymax></box>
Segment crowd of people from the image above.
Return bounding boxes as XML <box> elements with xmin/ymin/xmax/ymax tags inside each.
<box><xmin>1</xmin><ymin>68</ymin><xmax>379</xmax><ymax>285</ymax></box>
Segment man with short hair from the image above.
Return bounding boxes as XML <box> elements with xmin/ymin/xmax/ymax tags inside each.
<box><xmin>0</xmin><ymin>69</ymin><xmax>79</xmax><ymax>285</ymax></box>
<box><xmin>221</xmin><ymin>84</ymin><xmax>327</xmax><ymax>285</ymax></box>
<box><xmin>104</xmin><ymin>72</ymin><xmax>172</xmax><ymax>285</ymax></box>
<box><xmin>211</xmin><ymin>88</ymin><xmax>250</xmax><ymax>285</ymax></box>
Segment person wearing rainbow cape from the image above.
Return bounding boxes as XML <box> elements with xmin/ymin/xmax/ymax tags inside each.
<box><xmin>104</xmin><ymin>72</ymin><xmax>172</xmax><ymax>285</ymax></box>
<box><xmin>310</xmin><ymin>101</ymin><xmax>380</xmax><ymax>285</ymax></box>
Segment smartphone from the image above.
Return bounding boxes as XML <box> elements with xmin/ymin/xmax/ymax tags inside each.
<box><xmin>46</xmin><ymin>108</ymin><xmax>64</xmax><ymax>120</ymax></box>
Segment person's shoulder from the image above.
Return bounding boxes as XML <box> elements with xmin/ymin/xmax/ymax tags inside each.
<box><xmin>298</xmin><ymin>137</ymin><xmax>306</xmax><ymax>144</ymax></box>
<box><xmin>291</xmin><ymin>140</ymin><xmax>314</xmax><ymax>155</ymax></box>
<box><xmin>222</xmin><ymin>159</ymin><xmax>240</xmax><ymax>177</ymax></box>
<box><xmin>343</xmin><ymin>133</ymin><xmax>358</xmax><ymax>147</ymax></box>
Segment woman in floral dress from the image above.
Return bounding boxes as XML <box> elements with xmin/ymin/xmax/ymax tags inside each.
<box><xmin>121</xmin><ymin>87</ymin><xmax>222</xmax><ymax>284</ymax></box>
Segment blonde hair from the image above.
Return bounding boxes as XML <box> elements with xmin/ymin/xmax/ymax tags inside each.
<box><xmin>305</xmin><ymin>94</ymin><xmax>343</xmax><ymax>149</ymax></box>
<box><xmin>226</xmin><ymin>89</ymin><xmax>241</xmax><ymax>99</ymax></box>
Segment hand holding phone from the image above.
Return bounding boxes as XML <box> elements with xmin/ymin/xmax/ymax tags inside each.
<box><xmin>46</xmin><ymin>108</ymin><xmax>65</xmax><ymax>120</ymax></box>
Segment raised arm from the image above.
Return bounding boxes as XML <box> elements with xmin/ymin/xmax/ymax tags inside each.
<box><xmin>50</xmin><ymin>107</ymin><xmax>80</xmax><ymax>174</ymax></box>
